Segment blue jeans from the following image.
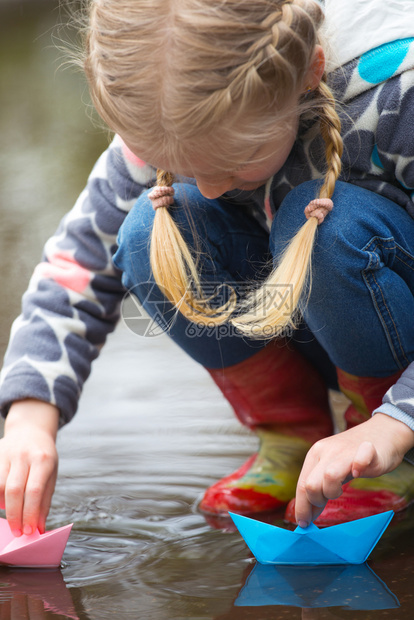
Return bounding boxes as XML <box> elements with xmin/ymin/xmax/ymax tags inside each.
<box><xmin>113</xmin><ymin>180</ymin><xmax>414</xmax><ymax>384</ymax></box>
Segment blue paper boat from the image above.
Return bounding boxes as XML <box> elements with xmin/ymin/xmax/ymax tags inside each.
<box><xmin>229</xmin><ymin>510</ymin><xmax>394</xmax><ymax>565</ymax></box>
<box><xmin>235</xmin><ymin>562</ymin><xmax>399</xmax><ymax>610</ymax></box>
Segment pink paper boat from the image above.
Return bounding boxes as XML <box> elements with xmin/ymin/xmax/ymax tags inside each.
<box><xmin>0</xmin><ymin>518</ymin><xmax>72</xmax><ymax>568</ymax></box>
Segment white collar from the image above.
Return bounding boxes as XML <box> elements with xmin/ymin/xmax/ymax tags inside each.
<box><xmin>323</xmin><ymin>0</ymin><xmax>414</xmax><ymax>69</ymax></box>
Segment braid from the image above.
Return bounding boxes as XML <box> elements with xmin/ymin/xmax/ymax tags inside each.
<box><xmin>317</xmin><ymin>80</ymin><xmax>343</xmax><ymax>199</ymax></box>
<box><xmin>150</xmin><ymin>170</ymin><xmax>237</xmax><ymax>323</ymax></box>
<box><xmin>156</xmin><ymin>169</ymin><xmax>174</xmax><ymax>188</ymax></box>
<box><xmin>231</xmin><ymin>84</ymin><xmax>343</xmax><ymax>338</ymax></box>
<box><xmin>239</xmin><ymin>1</ymin><xmax>320</xmax><ymax>103</ymax></box>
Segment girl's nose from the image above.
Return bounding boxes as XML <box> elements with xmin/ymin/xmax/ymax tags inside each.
<box><xmin>196</xmin><ymin>177</ymin><xmax>234</xmax><ymax>199</ymax></box>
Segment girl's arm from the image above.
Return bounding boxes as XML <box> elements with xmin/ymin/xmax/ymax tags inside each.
<box><xmin>0</xmin><ymin>136</ymin><xmax>156</xmax><ymax>426</ymax></box>
<box><xmin>295</xmin><ymin>412</ymin><xmax>414</xmax><ymax>527</ymax></box>
<box><xmin>0</xmin><ymin>137</ymin><xmax>156</xmax><ymax>533</ymax></box>
<box><xmin>295</xmin><ymin>70</ymin><xmax>414</xmax><ymax>526</ymax></box>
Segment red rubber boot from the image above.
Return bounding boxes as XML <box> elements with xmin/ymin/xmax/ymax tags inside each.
<box><xmin>284</xmin><ymin>367</ymin><xmax>414</xmax><ymax>526</ymax></box>
<box><xmin>199</xmin><ymin>340</ymin><xmax>333</xmax><ymax>516</ymax></box>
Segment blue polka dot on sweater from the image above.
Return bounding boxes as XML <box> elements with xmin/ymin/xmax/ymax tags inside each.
<box><xmin>358</xmin><ymin>39</ymin><xmax>414</xmax><ymax>84</ymax></box>
<box><xmin>371</xmin><ymin>145</ymin><xmax>383</xmax><ymax>169</ymax></box>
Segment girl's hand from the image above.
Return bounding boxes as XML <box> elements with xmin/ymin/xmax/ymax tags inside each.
<box><xmin>0</xmin><ymin>399</ymin><xmax>59</xmax><ymax>536</ymax></box>
<box><xmin>295</xmin><ymin>413</ymin><xmax>414</xmax><ymax>527</ymax></box>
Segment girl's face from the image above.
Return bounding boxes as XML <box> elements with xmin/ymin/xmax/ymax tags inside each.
<box><xmin>166</xmin><ymin>45</ymin><xmax>323</xmax><ymax>198</ymax></box>
<box><xmin>192</xmin><ymin>117</ymin><xmax>299</xmax><ymax>199</ymax></box>
<box><xmin>123</xmin><ymin>50</ymin><xmax>324</xmax><ymax>198</ymax></box>
<box><xmin>125</xmin><ymin>104</ymin><xmax>300</xmax><ymax>199</ymax></box>
<box><xmin>135</xmin><ymin>113</ymin><xmax>299</xmax><ymax>200</ymax></box>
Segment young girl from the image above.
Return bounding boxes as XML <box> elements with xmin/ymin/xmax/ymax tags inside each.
<box><xmin>1</xmin><ymin>0</ymin><xmax>414</xmax><ymax>537</ymax></box>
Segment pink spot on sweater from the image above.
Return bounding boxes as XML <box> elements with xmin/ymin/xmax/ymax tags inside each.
<box><xmin>264</xmin><ymin>197</ymin><xmax>273</xmax><ymax>222</ymax></box>
<box><xmin>34</xmin><ymin>252</ymin><xmax>91</xmax><ymax>294</ymax></box>
<box><xmin>121</xmin><ymin>141</ymin><xmax>147</xmax><ymax>168</ymax></box>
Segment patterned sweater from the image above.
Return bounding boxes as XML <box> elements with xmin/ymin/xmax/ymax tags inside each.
<box><xmin>1</xmin><ymin>6</ymin><xmax>414</xmax><ymax>433</ymax></box>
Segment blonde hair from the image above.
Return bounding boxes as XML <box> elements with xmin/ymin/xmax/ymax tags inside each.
<box><xmin>84</xmin><ymin>0</ymin><xmax>343</xmax><ymax>336</ymax></box>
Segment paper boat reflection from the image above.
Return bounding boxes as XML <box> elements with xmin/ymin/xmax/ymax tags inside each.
<box><xmin>0</xmin><ymin>519</ymin><xmax>72</xmax><ymax>568</ymax></box>
<box><xmin>230</xmin><ymin>510</ymin><xmax>393</xmax><ymax>565</ymax></box>
<box><xmin>0</xmin><ymin>567</ymin><xmax>79</xmax><ymax>618</ymax></box>
<box><xmin>235</xmin><ymin>562</ymin><xmax>399</xmax><ymax>610</ymax></box>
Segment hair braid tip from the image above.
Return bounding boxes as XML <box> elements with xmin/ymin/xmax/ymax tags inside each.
<box><xmin>304</xmin><ymin>198</ymin><xmax>333</xmax><ymax>225</ymax></box>
<box><xmin>148</xmin><ymin>185</ymin><xmax>175</xmax><ymax>210</ymax></box>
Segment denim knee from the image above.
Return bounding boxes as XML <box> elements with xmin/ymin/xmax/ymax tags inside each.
<box><xmin>114</xmin><ymin>182</ymin><xmax>271</xmax><ymax>294</ymax></box>
<box><xmin>113</xmin><ymin>188</ymin><xmax>154</xmax><ymax>290</ymax></box>
<box><xmin>271</xmin><ymin>180</ymin><xmax>414</xmax><ymax>374</ymax></box>
<box><xmin>270</xmin><ymin>179</ymin><xmax>402</xmax><ymax>297</ymax></box>
<box><xmin>114</xmin><ymin>183</ymin><xmax>215</xmax><ymax>291</ymax></box>
<box><xmin>112</xmin><ymin>183</ymin><xmax>271</xmax><ymax>368</ymax></box>
<box><xmin>270</xmin><ymin>180</ymin><xmax>322</xmax><ymax>258</ymax></box>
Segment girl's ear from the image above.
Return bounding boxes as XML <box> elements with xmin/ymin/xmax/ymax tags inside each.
<box><xmin>304</xmin><ymin>45</ymin><xmax>325</xmax><ymax>92</ymax></box>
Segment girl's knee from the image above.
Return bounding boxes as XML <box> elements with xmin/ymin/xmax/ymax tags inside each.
<box><xmin>113</xmin><ymin>182</ymin><xmax>223</xmax><ymax>290</ymax></box>
<box><xmin>113</xmin><ymin>188</ymin><xmax>155</xmax><ymax>288</ymax></box>
<box><xmin>270</xmin><ymin>180</ymin><xmax>324</xmax><ymax>255</ymax></box>
<box><xmin>271</xmin><ymin>180</ymin><xmax>398</xmax><ymax>263</ymax></box>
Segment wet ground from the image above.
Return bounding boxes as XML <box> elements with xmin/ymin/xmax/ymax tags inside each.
<box><xmin>1</xmin><ymin>1</ymin><xmax>414</xmax><ymax>619</ymax></box>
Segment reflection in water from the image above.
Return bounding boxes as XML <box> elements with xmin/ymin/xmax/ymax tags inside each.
<box><xmin>234</xmin><ymin>563</ymin><xmax>399</xmax><ymax>611</ymax></box>
<box><xmin>0</xmin><ymin>569</ymin><xmax>80</xmax><ymax>619</ymax></box>
<box><xmin>2</xmin><ymin>2</ymin><xmax>414</xmax><ymax>619</ymax></box>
